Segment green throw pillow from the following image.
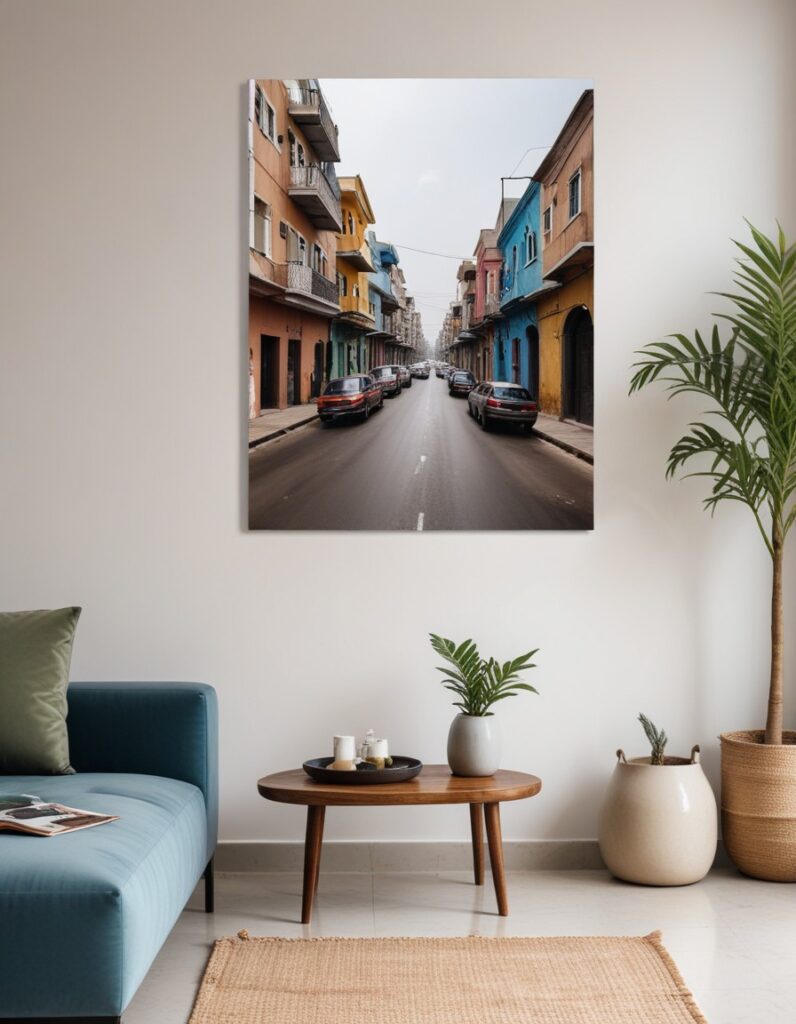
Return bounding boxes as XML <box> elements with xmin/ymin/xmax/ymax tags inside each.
<box><xmin>0</xmin><ymin>607</ymin><xmax>81</xmax><ymax>774</ymax></box>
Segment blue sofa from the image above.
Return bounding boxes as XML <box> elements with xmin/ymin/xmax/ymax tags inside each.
<box><xmin>0</xmin><ymin>682</ymin><xmax>218</xmax><ymax>1022</ymax></box>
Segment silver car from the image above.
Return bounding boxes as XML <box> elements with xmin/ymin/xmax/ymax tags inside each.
<box><xmin>468</xmin><ymin>381</ymin><xmax>538</xmax><ymax>433</ymax></box>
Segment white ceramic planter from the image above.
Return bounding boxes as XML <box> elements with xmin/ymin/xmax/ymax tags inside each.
<box><xmin>598</xmin><ymin>746</ymin><xmax>717</xmax><ymax>886</ymax></box>
<box><xmin>447</xmin><ymin>714</ymin><xmax>501</xmax><ymax>776</ymax></box>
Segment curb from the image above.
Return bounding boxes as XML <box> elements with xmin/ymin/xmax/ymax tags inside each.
<box><xmin>248</xmin><ymin>413</ymin><xmax>317</xmax><ymax>450</ymax></box>
<box><xmin>533</xmin><ymin>428</ymin><xmax>593</xmax><ymax>465</ymax></box>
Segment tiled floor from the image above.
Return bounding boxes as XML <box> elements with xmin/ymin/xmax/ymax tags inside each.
<box><xmin>125</xmin><ymin>868</ymin><xmax>796</xmax><ymax>1024</ymax></box>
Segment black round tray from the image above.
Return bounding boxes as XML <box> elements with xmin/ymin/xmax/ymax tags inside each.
<box><xmin>302</xmin><ymin>756</ymin><xmax>423</xmax><ymax>785</ymax></box>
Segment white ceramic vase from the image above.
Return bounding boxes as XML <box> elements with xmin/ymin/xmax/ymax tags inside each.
<box><xmin>598</xmin><ymin>746</ymin><xmax>717</xmax><ymax>886</ymax></box>
<box><xmin>447</xmin><ymin>714</ymin><xmax>501</xmax><ymax>776</ymax></box>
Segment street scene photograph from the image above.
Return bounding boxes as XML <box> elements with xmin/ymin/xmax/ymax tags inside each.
<box><xmin>248</xmin><ymin>79</ymin><xmax>594</xmax><ymax>530</ymax></box>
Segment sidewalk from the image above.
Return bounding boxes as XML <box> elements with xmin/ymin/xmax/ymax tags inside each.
<box><xmin>534</xmin><ymin>414</ymin><xmax>593</xmax><ymax>464</ymax></box>
<box><xmin>249</xmin><ymin>404</ymin><xmax>317</xmax><ymax>449</ymax></box>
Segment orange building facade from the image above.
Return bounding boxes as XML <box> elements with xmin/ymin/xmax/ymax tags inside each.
<box><xmin>248</xmin><ymin>79</ymin><xmax>342</xmax><ymax>411</ymax></box>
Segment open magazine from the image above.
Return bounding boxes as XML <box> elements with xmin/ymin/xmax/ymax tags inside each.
<box><xmin>0</xmin><ymin>794</ymin><xmax>118</xmax><ymax>836</ymax></box>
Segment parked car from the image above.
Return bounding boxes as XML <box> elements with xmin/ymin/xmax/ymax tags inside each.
<box><xmin>370</xmin><ymin>365</ymin><xmax>402</xmax><ymax>397</ymax></box>
<box><xmin>397</xmin><ymin>365</ymin><xmax>412</xmax><ymax>388</ymax></box>
<box><xmin>317</xmin><ymin>375</ymin><xmax>384</xmax><ymax>423</ymax></box>
<box><xmin>410</xmin><ymin>363</ymin><xmax>430</xmax><ymax>379</ymax></box>
<box><xmin>467</xmin><ymin>381</ymin><xmax>538</xmax><ymax>432</ymax></box>
<box><xmin>448</xmin><ymin>370</ymin><xmax>477</xmax><ymax>397</ymax></box>
<box><xmin>435</xmin><ymin>363</ymin><xmax>449</xmax><ymax>379</ymax></box>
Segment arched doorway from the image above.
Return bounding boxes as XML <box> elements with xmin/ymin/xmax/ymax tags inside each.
<box><xmin>563</xmin><ymin>306</ymin><xmax>593</xmax><ymax>425</ymax></box>
<box><xmin>526</xmin><ymin>324</ymin><xmax>539</xmax><ymax>398</ymax></box>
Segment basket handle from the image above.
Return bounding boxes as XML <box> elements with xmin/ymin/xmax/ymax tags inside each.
<box><xmin>690</xmin><ymin>745</ymin><xmax>701</xmax><ymax>764</ymax></box>
<box><xmin>616</xmin><ymin>749</ymin><xmax>627</xmax><ymax>764</ymax></box>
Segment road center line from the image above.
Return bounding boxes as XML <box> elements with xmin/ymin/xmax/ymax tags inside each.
<box><xmin>416</xmin><ymin>512</ymin><xmax>425</xmax><ymax>532</ymax></box>
<box><xmin>414</xmin><ymin>454</ymin><xmax>428</xmax><ymax>476</ymax></box>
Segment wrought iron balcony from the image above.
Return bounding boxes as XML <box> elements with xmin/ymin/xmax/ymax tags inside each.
<box><xmin>274</xmin><ymin>261</ymin><xmax>339</xmax><ymax>311</ymax></box>
<box><xmin>288</xmin><ymin>164</ymin><xmax>343</xmax><ymax>232</ymax></box>
<box><xmin>287</xmin><ymin>85</ymin><xmax>341</xmax><ymax>162</ymax></box>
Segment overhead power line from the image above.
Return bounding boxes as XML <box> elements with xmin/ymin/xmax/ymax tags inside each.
<box><xmin>507</xmin><ymin>144</ymin><xmax>552</xmax><ymax>178</ymax></box>
<box><xmin>389</xmin><ymin>144</ymin><xmax>552</xmax><ymax>263</ymax></box>
<box><xmin>392</xmin><ymin>243</ymin><xmax>469</xmax><ymax>260</ymax></box>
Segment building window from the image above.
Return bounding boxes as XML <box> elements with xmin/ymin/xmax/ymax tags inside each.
<box><xmin>568</xmin><ymin>168</ymin><xmax>581</xmax><ymax>220</ymax></box>
<box><xmin>312</xmin><ymin>244</ymin><xmax>322</xmax><ymax>272</ymax></box>
<box><xmin>369</xmin><ymin>301</ymin><xmax>376</xmax><ymax>318</ymax></box>
<box><xmin>353</xmin><ymin>283</ymin><xmax>360</xmax><ymax>298</ymax></box>
<box><xmin>288</xmin><ymin>130</ymin><xmax>296</xmax><ymax>165</ymax></box>
<box><xmin>253</xmin><ymin>197</ymin><xmax>271</xmax><ymax>257</ymax></box>
<box><xmin>543</xmin><ymin>205</ymin><xmax>553</xmax><ymax>238</ymax></box>
<box><xmin>525</xmin><ymin>229</ymin><xmax>537</xmax><ymax>264</ymax></box>
<box><xmin>297</xmin><ymin>143</ymin><xmax>305</xmax><ymax>167</ymax></box>
<box><xmin>255</xmin><ymin>86</ymin><xmax>277</xmax><ymax>144</ymax></box>
<box><xmin>348</xmin><ymin>212</ymin><xmax>355</xmax><ymax>236</ymax></box>
<box><xmin>298</xmin><ymin>236</ymin><xmax>307</xmax><ymax>265</ymax></box>
<box><xmin>337</xmin><ymin>272</ymin><xmax>347</xmax><ymax>297</ymax></box>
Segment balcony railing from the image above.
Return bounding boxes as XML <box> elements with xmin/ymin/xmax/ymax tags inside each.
<box><xmin>461</xmin><ymin>300</ymin><xmax>476</xmax><ymax>330</ymax></box>
<box><xmin>338</xmin><ymin>294</ymin><xmax>376</xmax><ymax>324</ymax></box>
<box><xmin>288</xmin><ymin>163</ymin><xmax>342</xmax><ymax>231</ymax></box>
<box><xmin>484</xmin><ymin>293</ymin><xmax>501</xmax><ymax>316</ymax></box>
<box><xmin>387</xmin><ymin>311</ymin><xmax>404</xmax><ymax>335</ymax></box>
<box><xmin>275</xmin><ymin>261</ymin><xmax>339</xmax><ymax>307</ymax></box>
<box><xmin>287</xmin><ymin>85</ymin><xmax>340</xmax><ymax>163</ymax></box>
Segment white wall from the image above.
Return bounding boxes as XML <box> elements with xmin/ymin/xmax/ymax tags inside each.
<box><xmin>1</xmin><ymin>0</ymin><xmax>795</xmax><ymax>843</ymax></box>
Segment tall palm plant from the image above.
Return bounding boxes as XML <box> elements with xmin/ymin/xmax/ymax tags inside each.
<box><xmin>630</xmin><ymin>224</ymin><xmax>796</xmax><ymax>745</ymax></box>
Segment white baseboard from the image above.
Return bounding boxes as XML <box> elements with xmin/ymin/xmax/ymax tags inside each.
<box><xmin>215</xmin><ymin>840</ymin><xmax>731</xmax><ymax>874</ymax></box>
<box><xmin>216</xmin><ymin>840</ymin><xmax>606</xmax><ymax>873</ymax></box>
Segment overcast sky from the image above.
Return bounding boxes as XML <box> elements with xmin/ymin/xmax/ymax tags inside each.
<box><xmin>322</xmin><ymin>78</ymin><xmax>592</xmax><ymax>342</ymax></box>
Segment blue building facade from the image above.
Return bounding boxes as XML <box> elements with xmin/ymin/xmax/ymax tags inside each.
<box><xmin>495</xmin><ymin>181</ymin><xmax>542</xmax><ymax>395</ymax></box>
<box><xmin>367</xmin><ymin>232</ymin><xmax>400</xmax><ymax>368</ymax></box>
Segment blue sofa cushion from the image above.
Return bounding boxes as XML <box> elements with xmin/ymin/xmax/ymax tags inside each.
<box><xmin>66</xmin><ymin>682</ymin><xmax>218</xmax><ymax>860</ymax></box>
<box><xmin>0</xmin><ymin>772</ymin><xmax>207</xmax><ymax>1017</ymax></box>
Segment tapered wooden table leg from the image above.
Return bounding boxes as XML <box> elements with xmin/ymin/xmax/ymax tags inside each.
<box><xmin>302</xmin><ymin>805</ymin><xmax>325</xmax><ymax>924</ymax></box>
<box><xmin>469</xmin><ymin>803</ymin><xmax>484</xmax><ymax>885</ymax></box>
<box><xmin>314</xmin><ymin>806</ymin><xmax>325</xmax><ymax>895</ymax></box>
<box><xmin>484</xmin><ymin>801</ymin><xmax>508</xmax><ymax>916</ymax></box>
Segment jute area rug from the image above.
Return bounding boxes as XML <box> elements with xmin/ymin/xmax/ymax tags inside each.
<box><xmin>188</xmin><ymin>930</ymin><xmax>707</xmax><ymax>1023</ymax></box>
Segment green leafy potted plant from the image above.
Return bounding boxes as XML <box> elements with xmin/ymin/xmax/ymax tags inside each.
<box><xmin>598</xmin><ymin>716</ymin><xmax>717</xmax><ymax>886</ymax></box>
<box><xmin>429</xmin><ymin>634</ymin><xmax>538</xmax><ymax>776</ymax></box>
<box><xmin>630</xmin><ymin>223</ymin><xmax>796</xmax><ymax>880</ymax></box>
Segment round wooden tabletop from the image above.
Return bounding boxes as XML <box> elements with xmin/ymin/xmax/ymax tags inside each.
<box><xmin>257</xmin><ymin>765</ymin><xmax>542</xmax><ymax>806</ymax></box>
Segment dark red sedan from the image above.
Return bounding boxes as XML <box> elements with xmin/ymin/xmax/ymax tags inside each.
<box><xmin>317</xmin><ymin>375</ymin><xmax>384</xmax><ymax>424</ymax></box>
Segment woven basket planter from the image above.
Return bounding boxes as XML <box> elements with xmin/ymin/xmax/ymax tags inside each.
<box><xmin>721</xmin><ymin>730</ymin><xmax>796</xmax><ymax>881</ymax></box>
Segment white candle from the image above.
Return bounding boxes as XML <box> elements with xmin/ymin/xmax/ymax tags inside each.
<box><xmin>333</xmin><ymin>735</ymin><xmax>356</xmax><ymax>761</ymax></box>
<box><xmin>369</xmin><ymin>738</ymin><xmax>389</xmax><ymax>759</ymax></box>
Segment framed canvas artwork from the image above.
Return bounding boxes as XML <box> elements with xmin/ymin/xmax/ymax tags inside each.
<box><xmin>248</xmin><ymin>79</ymin><xmax>594</xmax><ymax>530</ymax></box>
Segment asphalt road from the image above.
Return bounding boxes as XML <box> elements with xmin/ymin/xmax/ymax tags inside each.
<box><xmin>248</xmin><ymin>377</ymin><xmax>593</xmax><ymax>530</ymax></box>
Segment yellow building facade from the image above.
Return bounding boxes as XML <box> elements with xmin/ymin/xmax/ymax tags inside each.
<box><xmin>535</xmin><ymin>90</ymin><xmax>594</xmax><ymax>424</ymax></box>
<box><xmin>331</xmin><ymin>175</ymin><xmax>376</xmax><ymax>376</ymax></box>
<box><xmin>537</xmin><ymin>272</ymin><xmax>593</xmax><ymax>418</ymax></box>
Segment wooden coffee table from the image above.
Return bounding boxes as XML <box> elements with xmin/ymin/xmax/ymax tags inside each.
<box><xmin>257</xmin><ymin>765</ymin><xmax>542</xmax><ymax>923</ymax></box>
